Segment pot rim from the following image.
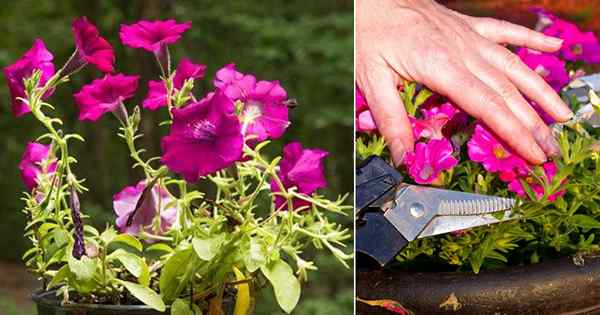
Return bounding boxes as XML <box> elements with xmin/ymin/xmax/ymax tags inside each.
<box><xmin>31</xmin><ymin>288</ymin><xmax>171</xmax><ymax>310</ymax></box>
<box><xmin>357</xmin><ymin>254</ymin><xmax>600</xmax><ymax>315</ymax></box>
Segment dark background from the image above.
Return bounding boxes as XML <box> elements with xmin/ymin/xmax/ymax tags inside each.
<box><xmin>0</xmin><ymin>1</ymin><xmax>353</xmax><ymax>314</ymax></box>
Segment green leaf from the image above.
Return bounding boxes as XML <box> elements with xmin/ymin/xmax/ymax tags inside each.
<box><xmin>99</xmin><ymin>228</ymin><xmax>117</xmax><ymax>245</ymax></box>
<box><xmin>110</xmin><ymin>233</ymin><xmax>143</xmax><ymax>253</ymax></box>
<box><xmin>571</xmin><ymin>214</ymin><xmax>600</xmax><ymax>230</ymax></box>
<box><xmin>47</xmin><ymin>265</ymin><xmax>70</xmax><ymax>289</ymax></box>
<box><xmin>160</xmin><ymin>248</ymin><xmax>197</xmax><ymax>302</ymax></box>
<box><xmin>245</xmin><ymin>238</ymin><xmax>267</xmax><ymax>272</ymax></box>
<box><xmin>109</xmin><ymin>249</ymin><xmax>149</xmax><ymax>285</ymax></box>
<box><xmin>261</xmin><ymin>260</ymin><xmax>301</xmax><ymax>314</ymax></box>
<box><xmin>68</xmin><ymin>254</ymin><xmax>96</xmax><ymax>282</ymax></box>
<box><xmin>192</xmin><ymin>234</ymin><xmax>225</xmax><ymax>261</ymax></box>
<box><xmin>118</xmin><ymin>280</ymin><xmax>166</xmax><ymax>312</ymax></box>
<box><xmin>414</xmin><ymin>88</ymin><xmax>433</xmax><ymax>107</ymax></box>
<box><xmin>171</xmin><ymin>298</ymin><xmax>202</xmax><ymax>315</ymax></box>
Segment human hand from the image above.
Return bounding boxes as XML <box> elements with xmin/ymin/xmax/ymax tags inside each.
<box><xmin>356</xmin><ymin>0</ymin><xmax>573</xmax><ymax>166</ymax></box>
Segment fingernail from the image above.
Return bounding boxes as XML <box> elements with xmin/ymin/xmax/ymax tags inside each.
<box><xmin>545</xmin><ymin>36</ymin><xmax>563</xmax><ymax>47</ymax></box>
<box><xmin>391</xmin><ymin>146</ymin><xmax>406</xmax><ymax>167</ymax></box>
<box><xmin>531</xmin><ymin>143</ymin><xmax>547</xmax><ymax>164</ymax></box>
<box><xmin>535</xmin><ymin>132</ymin><xmax>560</xmax><ymax>157</ymax></box>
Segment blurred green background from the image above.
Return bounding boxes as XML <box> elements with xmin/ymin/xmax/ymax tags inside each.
<box><xmin>0</xmin><ymin>1</ymin><xmax>353</xmax><ymax>314</ymax></box>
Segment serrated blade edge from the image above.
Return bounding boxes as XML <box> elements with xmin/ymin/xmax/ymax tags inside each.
<box><xmin>438</xmin><ymin>196</ymin><xmax>515</xmax><ymax>216</ymax></box>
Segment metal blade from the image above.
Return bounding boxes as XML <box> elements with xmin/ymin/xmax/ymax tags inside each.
<box><xmin>437</xmin><ymin>194</ymin><xmax>516</xmax><ymax>216</ymax></box>
<box><xmin>418</xmin><ymin>210</ymin><xmax>518</xmax><ymax>238</ymax></box>
<box><xmin>399</xmin><ymin>186</ymin><xmax>516</xmax><ymax>216</ymax></box>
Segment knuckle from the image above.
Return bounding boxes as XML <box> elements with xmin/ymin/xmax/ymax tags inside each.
<box><xmin>503</xmin><ymin>52</ymin><xmax>523</xmax><ymax>73</ymax></box>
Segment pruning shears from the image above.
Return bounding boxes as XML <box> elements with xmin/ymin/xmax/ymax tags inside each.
<box><xmin>355</xmin><ymin>155</ymin><xmax>518</xmax><ymax>267</ymax></box>
<box><xmin>356</xmin><ymin>73</ymin><xmax>600</xmax><ymax>268</ymax></box>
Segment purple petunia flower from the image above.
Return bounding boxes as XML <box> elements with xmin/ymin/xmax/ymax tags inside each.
<box><xmin>270</xmin><ymin>142</ymin><xmax>329</xmax><ymax>211</ymax></box>
<box><xmin>72</xmin><ymin>17</ymin><xmax>115</xmax><ymax>73</ymax></box>
<box><xmin>543</xmin><ymin>18</ymin><xmax>600</xmax><ymax>63</ymax></box>
<box><xmin>119</xmin><ymin>19</ymin><xmax>192</xmax><ymax>53</ymax></box>
<box><xmin>517</xmin><ymin>48</ymin><xmax>569</xmax><ymax>91</ymax></box>
<box><xmin>411</xmin><ymin>102</ymin><xmax>458</xmax><ymax>140</ymax></box>
<box><xmin>403</xmin><ymin>139</ymin><xmax>458</xmax><ymax>185</ymax></box>
<box><xmin>73</xmin><ymin>73</ymin><xmax>139</xmax><ymax>121</ymax></box>
<box><xmin>161</xmin><ymin>90</ymin><xmax>244</xmax><ymax>182</ymax></box>
<box><xmin>142</xmin><ymin>58</ymin><xmax>206</xmax><ymax>110</ymax></box>
<box><xmin>113</xmin><ymin>181</ymin><xmax>178</xmax><ymax>237</ymax></box>
<box><xmin>19</xmin><ymin>142</ymin><xmax>56</xmax><ymax>191</ymax></box>
<box><xmin>356</xmin><ymin>86</ymin><xmax>377</xmax><ymax>133</ymax></box>
<box><xmin>467</xmin><ymin>124</ymin><xmax>528</xmax><ymax>174</ymax></box>
<box><xmin>214</xmin><ymin>64</ymin><xmax>289</xmax><ymax>142</ymax></box>
<box><xmin>507</xmin><ymin>161</ymin><xmax>566</xmax><ymax>201</ymax></box>
<box><xmin>3</xmin><ymin>39</ymin><xmax>55</xmax><ymax>117</ymax></box>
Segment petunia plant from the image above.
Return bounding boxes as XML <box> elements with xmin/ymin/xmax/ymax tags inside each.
<box><xmin>5</xmin><ymin>17</ymin><xmax>352</xmax><ymax>314</ymax></box>
<box><xmin>356</xmin><ymin>9</ymin><xmax>600</xmax><ymax>274</ymax></box>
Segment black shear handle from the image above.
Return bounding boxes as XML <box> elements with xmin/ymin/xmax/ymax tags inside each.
<box><xmin>356</xmin><ymin>212</ymin><xmax>409</xmax><ymax>268</ymax></box>
<box><xmin>355</xmin><ymin>155</ymin><xmax>403</xmax><ymax>214</ymax></box>
<box><xmin>356</xmin><ymin>156</ymin><xmax>407</xmax><ymax>267</ymax></box>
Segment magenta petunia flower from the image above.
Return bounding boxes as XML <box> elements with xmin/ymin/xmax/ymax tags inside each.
<box><xmin>161</xmin><ymin>90</ymin><xmax>243</xmax><ymax>182</ymax></box>
<box><xmin>543</xmin><ymin>19</ymin><xmax>600</xmax><ymax>63</ymax></box>
<box><xmin>517</xmin><ymin>48</ymin><xmax>568</xmax><ymax>92</ymax></box>
<box><xmin>467</xmin><ymin>124</ymin><xmax>528</xmax><ymax>174</ymax></box>
<box><xmin>403</xmin><ymin>139</ymin><xmax>458</xmax><ymax>185</ymax></box>
<box><xmin>3</xmin><ymin>39</ymin><xmax>55</xmax><ymax>117</ymax></box>
<box><xmin>113</xmin><ymin>181</ymin><xmax>178</xmax><ymax>236</ymax></box>
<box><xmin>270</xmin><ymin>142</ymin><xmax>329</xmax><ymax>210</ymax></box>
<box><xmin>73</xmin><ymin>73</ymin><xmax>139</xmax><ymax>121</ymax></box>
<box><xmin>214</xmin><ymin>64</ymin><xmax>290</xmax><ymax>141</ymax></box>
<box><xmin>411</xmin><ymin>102</ymin><xmax>458</xmax><ymax>140</ymax></box>
<box><xmin>18</xmin><ymin>142</ymin><xmax>57</xmax><ymax>191</ymax></box>
<box><xmin>142</xmin><ymin>58</ymin><xmax>206</xmax><ymax>110</ymax></box>
<box><xmin>173</xmin><ymin>58</ymin><xmax>206</xmax><ymax>89</ymax></box>
<box><xmin>72</xmin><ymin>17</ymin><xmax>115</xmax><ymax>73</ymax></box>
<box><xmin>507</xmin><ymin>162</ymin><xmax>566</xmax><ymax>201</ymax></box>
<box><xmin>356</xmin><ymin>86</ymin><xmax>377</xmax><ymax>133</ymax></box>
<box><xmin>142</xmin><ymin>80</ymin><xmax>168</xmax><ymax>110</ymax></box>
<box><xmin>119</xmin><ymin>19</ymin><xmax>192</xmax><ymax>53</ymax></box>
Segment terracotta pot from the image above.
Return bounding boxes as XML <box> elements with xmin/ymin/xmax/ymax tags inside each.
<box><xmin>357</xmin><ymin>254</ymin><xmax>600</xmax><ymax>315</ymax></box>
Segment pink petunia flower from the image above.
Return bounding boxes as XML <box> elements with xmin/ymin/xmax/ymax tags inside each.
<box><xmin>161</xmin><ymin>90</ymin><xmax>244</xmax><ymax>182</ymax></box>
<box><xmin>142</xmin><ymin>58</ymin><xmax>206</xmax><ymax>110</ymax></box>
<box><xmin>517</xmin><ymin>48</ymin><xmax>569</xmax><ymax>92</ymax></box>
<box><xmin>467</xmin><ymin>124</ymin><xmax>528</xmax><ymax>174</ymax></box>
<box><xmin>507</xmin><ymin>162</ymin><xmax>566</xmax><ymax>201</ymax></box>
<box><xmin>411</xmin><ymin>102</ymin><xmax>458</xmax><ymax>140</ymax></box>
<box><xmin>356</xmin><ymin>87</ymin><xmax>377</xmax><ymax>133</ymax></box>
<box><xmin>73</xmin><ymin>73</ymin><xmax>139</xmax><ymax>121</ymax></box>
<box><xmin>72</xmin><ymin>17</ymin><xmax>115</xmax><ymax>73</ymax></box>
<box><xmin>119</xmin><ymin>19</ymin><xmax>192</xmax><ymax>53</ymax></box>
<box><xmin>270</xmin><ymin>142</ymin><xmax>328</xmax><ymax>210</ymax></box>
<box><xmin>214</xmin><ymin>64</ymin><xmax>289</xmax><ymax>141</ymax></box>
<box><xmin>3</xmin><ymin>39</ymin><xmax>55</xmax><ymax>117</ymax></box>
<box><xmin>403</xmin><ymin>139</ymin><xmax>458</xmax><ymax>185</ymax></box>
<box><xmin>113</xmin><ymin>181</ymin><xmax>178</xmax><ymax>237</ymax></box>
<box><xmin>543</xmin><ymin>19</ymin><xmax>600</xmax><ymax>63</ymax></box>
<box><xmin>18</xmin><ymin>142</ymin><xmax>57</xmax><ymax>191</ymax></box>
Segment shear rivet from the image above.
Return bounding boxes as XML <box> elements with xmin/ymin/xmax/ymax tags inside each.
<box><xmin>409</xmin><ymin>203</ymin><xmax>425</xmax><ymax>218</ymax></box>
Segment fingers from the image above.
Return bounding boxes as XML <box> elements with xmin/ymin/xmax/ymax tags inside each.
<box><xmin>467</xmin><ymin>17</ymin><xmax>563</xmax><ymax>52</ymax></box>
<box><xmin>423</xmin><ymin>60</ymin><xmax>547</xmax><ymax>164</ymax></box>
<box><xmin>464</xmin><ymin>55</ymin><xmax>560</xmax><ymax>156</ymax></box>
<box><xmin>479</xmin><ymin>43</ymin><xmax>573</xmax><ymax>122</ymax></box>
<box><xmin>357</xmin><ymin>66</ymin><xmax>414</xmax><ymax>166</ymax></box>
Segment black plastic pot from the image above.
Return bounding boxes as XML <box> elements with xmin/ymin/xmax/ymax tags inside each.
<box><xmin>32</xmin><ymin>289</ymin><xmax>236</xmax><ymax>315</ymax></box>
<box><xmin>357</xmin><ymin>254</ymin><xmax>600</xmax><ymax>315</ymax></box>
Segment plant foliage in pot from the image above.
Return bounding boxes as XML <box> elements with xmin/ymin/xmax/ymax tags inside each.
<box><xmin>4</xmin><ymin>16</ymin><xmax>353</xmax><ymax>315</ymax></box>
<box><xmin>355</xmin><ymin>8</ymin><xmax>600</xmax><ymax>315</ymax></box>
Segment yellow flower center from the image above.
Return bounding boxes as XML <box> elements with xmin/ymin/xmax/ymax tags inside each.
<box><xmin>571</xmin><ymin>44</ymin><xmax>583</xmax><ymax>55</ymax></box>
<box><xmin>493</xmin><ymin>146</ymin><xmax>506</xmax><ymax>159</ymax></box>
